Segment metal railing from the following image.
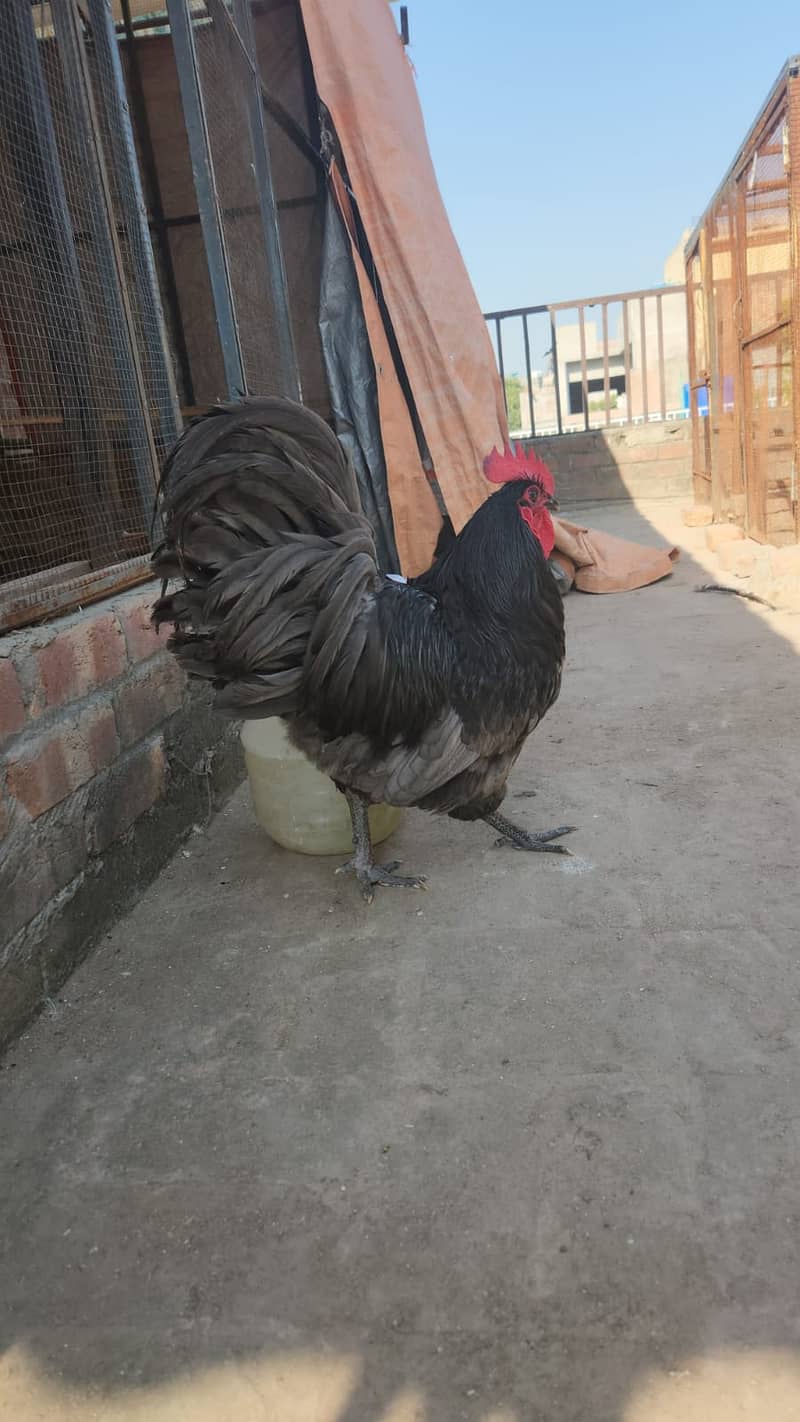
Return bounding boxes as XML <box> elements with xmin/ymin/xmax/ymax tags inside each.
<box><xmin>485</xmin><ymin>285</ymin><xmax>689</xmax><ymax>438</ymax></box>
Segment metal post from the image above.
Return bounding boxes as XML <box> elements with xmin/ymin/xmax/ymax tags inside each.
<box><xmin>639</xmin><ymin>297</ymin><xmax>649</xmax><ymax>421</ymax></box>
<box><xmin>602</xmin><ymin>301</ymin><xmax>610</xmax><ymax>426</ymax></box>
<box><xmin>700</xmin><ymin>222</ymin><xmax>722</xmax><ymax>519</ymax></box>
<box><xmin>88</xmin><ymin>0</ymin><xmax>182</xmax><ymax>454</ymax></box>
<box><xmin>228</xmin><ymin>0</ymin><xmax>300</xmax><ymax>399</ymax></box>
<box><xmin>0</xmin><ymin>0</ymin><xmax>113</xmax><ymax>567</ymax></box>
<box><xmin>733</xmin><ymin>184</ymin><xmax>750</xmax><ymax>533</ymax></box>
<box><xmin>578</xmin><ymin>304</ymin><xmax>590</xmax><ymax>430</ymax></box>
<box><xmin>494</xmin><ymin>317</ymin><xmax>507</xmax><ymax>414</ymax></box>
<box><xmin>522</xmin><ymin>312</ymin><xmax>536</xmax><ymax>438</ymax></box>
<box><xmin>117</xmin><ymin>0</ymin><xmax>195</xmax><ymax>408</ymax></box>
<box><xmin>656</xmin><ymin>292</ymin><xmax>666</xmax><ymax>418</ymax></box>
<box><xmin>622</xmin><ymin>300</ymin><xmax>632</xmax><ymax>425</ymax></box>
<box><xmin>550</xmin><ymin>313</ymin><xmax>563</xmax><ymax>435</ymax></box>
<box><xmin>787</xmin><ymin>70</ymin><xmax>800</xmax><ymax>538</ymax></box>
<box><xmin>166</xmin><ymin>0</ymin><xmax>245</xmax><ymax>397</ymax></box>
<box><xmin>51</xmin><ymin>0</ymin><xmax>160</xmax><ymax>529</ymax></box>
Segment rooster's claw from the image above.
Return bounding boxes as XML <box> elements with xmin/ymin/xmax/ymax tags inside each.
<box><xmin>335</xmin><ymin>857</ymin><xmax>427</xmax><ymax>904</ymax></box>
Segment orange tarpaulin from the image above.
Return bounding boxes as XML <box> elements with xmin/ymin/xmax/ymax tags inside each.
<box><xmin>329</xmin><ymin>163</ymin><xmax>440</xmax><ymax>575</ymax></box>
<box><xmin>552</xmin><ymin>518</ymin><xmax>680</xmax><ymax>593</ymax></box>
<box><xmin>298</xmin><ymin>0</ymin><xmax>506</xmax><ymax>569</ymax></box>
<box><xmin>298</xmin><ymin>2</ymin><xmax>677</xmax><ymax>599</ymax></box>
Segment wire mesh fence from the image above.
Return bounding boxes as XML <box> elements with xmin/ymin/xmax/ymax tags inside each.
<box><xmin>191</xmin><ymin>0</ymin><xmax>289</xmax><ymax>399</ymax></box>
<box><xmin>686</xmin><ymin>58</ymin><xmax>800</xmax><ymax>545</ymax></box>
<box><xmin>0</xmin><ymin>0</ymin><xmax>313</xmax><ymax>631</ymax></box>
<box><xmin>0</xmin><ymin>0</ymin><xmax>178</xmax><ymax>630</ymax></box>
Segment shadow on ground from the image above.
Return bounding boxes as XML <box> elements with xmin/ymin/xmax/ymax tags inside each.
<box><xmin>2</xmin><ymin>491</ymin><xmax>800</xmax><ymax>1421</ymax></box>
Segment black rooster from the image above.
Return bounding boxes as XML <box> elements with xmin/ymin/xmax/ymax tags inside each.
<box><xmin>153</xmin><ymin>398</ymin><xmax>573</xmax><ymax>900</ymax></box>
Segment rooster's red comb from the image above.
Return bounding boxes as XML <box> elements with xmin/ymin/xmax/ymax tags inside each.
<box><xmin>483</xmin><ymin>444</ymin><xmax>555</xmax><ymax>496</ymax></box>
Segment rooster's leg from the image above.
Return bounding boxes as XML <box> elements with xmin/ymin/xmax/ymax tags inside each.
<box><xmin>336</xmin><ymin>790</ymin><xmax>427</xmax><ymax>904</ymax></box>
<box><xmin>485</xmin><ymin>811</ymin><xmax>576</xmax><ymax>855</ymax></box>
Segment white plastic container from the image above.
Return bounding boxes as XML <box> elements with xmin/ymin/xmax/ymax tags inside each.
<box><xmin>241</xmin><ymin>717</ymin><xmax>402</xmax><ymax>856</ymax></box>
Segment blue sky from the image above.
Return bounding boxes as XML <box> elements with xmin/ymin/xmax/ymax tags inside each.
<box><xmin>404</xmin><ymin>1</ymin><xmax>799</xmax><ymax>313</ymax></box>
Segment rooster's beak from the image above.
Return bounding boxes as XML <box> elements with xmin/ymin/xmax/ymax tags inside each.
<box><xmin>546</xmin><ymin>496</ymin><xmax>559</xmax><ymax>513</ymax></box>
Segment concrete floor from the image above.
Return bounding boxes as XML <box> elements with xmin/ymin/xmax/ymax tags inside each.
<box><xmin>2</xmin><ymin>501</ymin><xmax>800</xmax><ymax>1422</ymax></box>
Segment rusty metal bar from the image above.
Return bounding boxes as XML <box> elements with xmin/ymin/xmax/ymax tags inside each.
<box><xmin>484</xmin><ymin>283</ymin><xmax>686</xmax><ymax>322</ymax></box>
<box><xmin>685</xmin><ymin>57</ymin><xmax>799</xmax><ymax>249</ymax></box>
<box><xmin>639</xmin><ymin>297</ymin><xmax>649</xmax><ymax>421</ymax></box>
<box><xmin>685</xmin><ymin>250</ymin><xmax>700</xmax><ymax>488</ymax></box>
<box><xmin>52</xmin><ymin>0</ymin><xmax>160</xmax><ymax>528</ymax></box>
<box><xmin>550</xmin><ymin>313</ymin><xmax>563</xmax><ymax>435</ymax></box>
<box><xmin>494</xmin><ymin>317</ymin><xmax>507</xmax><ymax>414</ymax></box>
<box><xmin>602</xmin><ymin>301</ymin><xmax>610</xmax><ymax>426</ymax></box>
<box><xmin>522</xmin><ymin>312</ymin><xmax>536</xmax><ymax>437</ymax></box>
<box><xmin>551</xmin><ymin>283</ymin><xmax>687</xmax><ymax>314</ymax></box>
<box><xmin>622</xmin><ymin>299</ymin><xmax>632</xmax><ymax>426</ymax></box>
<box><xmin>89</xmin><ymin>0</ymin><xmax>182</xmax><ymax>454</ymax></box>
<box><xmin>117</xmin><ymin>0</ymin><xmax>194</xmax><ymax>407</ymax></box>
<box><xmin>166</xmin><ymin>0</ymin><xmax>245</xmax><ymax>396</ymax></box>
<box><xmin>0</xmin><ymin>557</ymin><xmax>152</xmax><ymax>635</ymax></box>
<box><xmin>741</xmin><ymin>315</ymin><xmax>792</xmax><ymax>348</ymax></box>
<box><xmin>656</xmin><ymin>292</ymin><xmax>666</xmax><ymax>417</ymax></box>
<box><xmin>222</xmin><ymin>0</ymin><xmax>301</xmax><ymax>398</ymax></box>
<box><xmin>788</xmin><ymin>71</ymin><xmax>800</xmax><ymax>537</ymax></box>
<box><xmin>698</xmin><ymin>222</ymin><xmax>718</xmax><ymax>520</ymax></box>
<box><xmin>578</xmin><ymin>304</ymin><xmax>589</xmax><ymax>430</ymax></box>
<box><xmin>485</xmin><ymin>301</ymin><xmax>548</xmax><ymax>321</ymax></box>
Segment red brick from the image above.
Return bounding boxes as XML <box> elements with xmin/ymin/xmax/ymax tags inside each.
<box><xmin>6</xmin><ymin>705</ymin><xmax>119</xmax><ymax>818</ymax></box>
<box><xmin>89</xmin><ymin>738</ymin><xmax>167</xmax><ymax>852</ymax></box>
<box><xmin>113</xmin><ymin>657</ymin><xmax>185</xmax><ymax>748</ymax></box>
<box><xmin>0</xmin><ymin>790</ymin><xmax>88</xmax><ymax>939</ymax></box>
<box><xmin>87</xmin><ymin>706</ymin><xmax>120</xmax><ymax>769</ymax></box>
<box><xmin>0</xmin><ymin>659</ymin><xmax>26</xmax><ymax>742</ymax></box>
<box><xmin>117</xmin><ymin>592</ymin><xmax>163</xmax><ymax>663</ymax></box>
<box><xmin>7</xmin><ymin>736</ymin><xmax>70</xmax><ymax>817</ymax></box>
<box><xmin>33</xmin><ymin>613</ymin><xmax>126</xmax><ymax>712</ymax></box>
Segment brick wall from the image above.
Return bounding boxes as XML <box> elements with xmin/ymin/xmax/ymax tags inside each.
<box><xmin>522</xmin><ymin>419</ymin><xmax>692</xmax><ymax>504</ymax></box>
<box><xmin>0</xmin><ymin>584</ymin><xmax>242</xmax><ymax>1048</ymax></box>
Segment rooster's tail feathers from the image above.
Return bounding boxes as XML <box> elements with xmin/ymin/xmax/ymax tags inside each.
<box><xmin>152</xmin><ymin>397</ymin><xmax>378</xmax><ymax>721</ymax></box>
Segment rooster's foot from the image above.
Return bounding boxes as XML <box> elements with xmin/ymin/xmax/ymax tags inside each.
<box><xmin>485</xmin><ymin>811</ymin><xmax>576</xmax><ymax>855</ymax></box>
<box><xmin>335</xmin><ymin>857</ymin><xmax>427</xmax><ymax>905</ymax></box>
<box><xmin>341</xmin><ymin>789</ymin><xmax>426</xmax><ymax>902</ymax></box>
